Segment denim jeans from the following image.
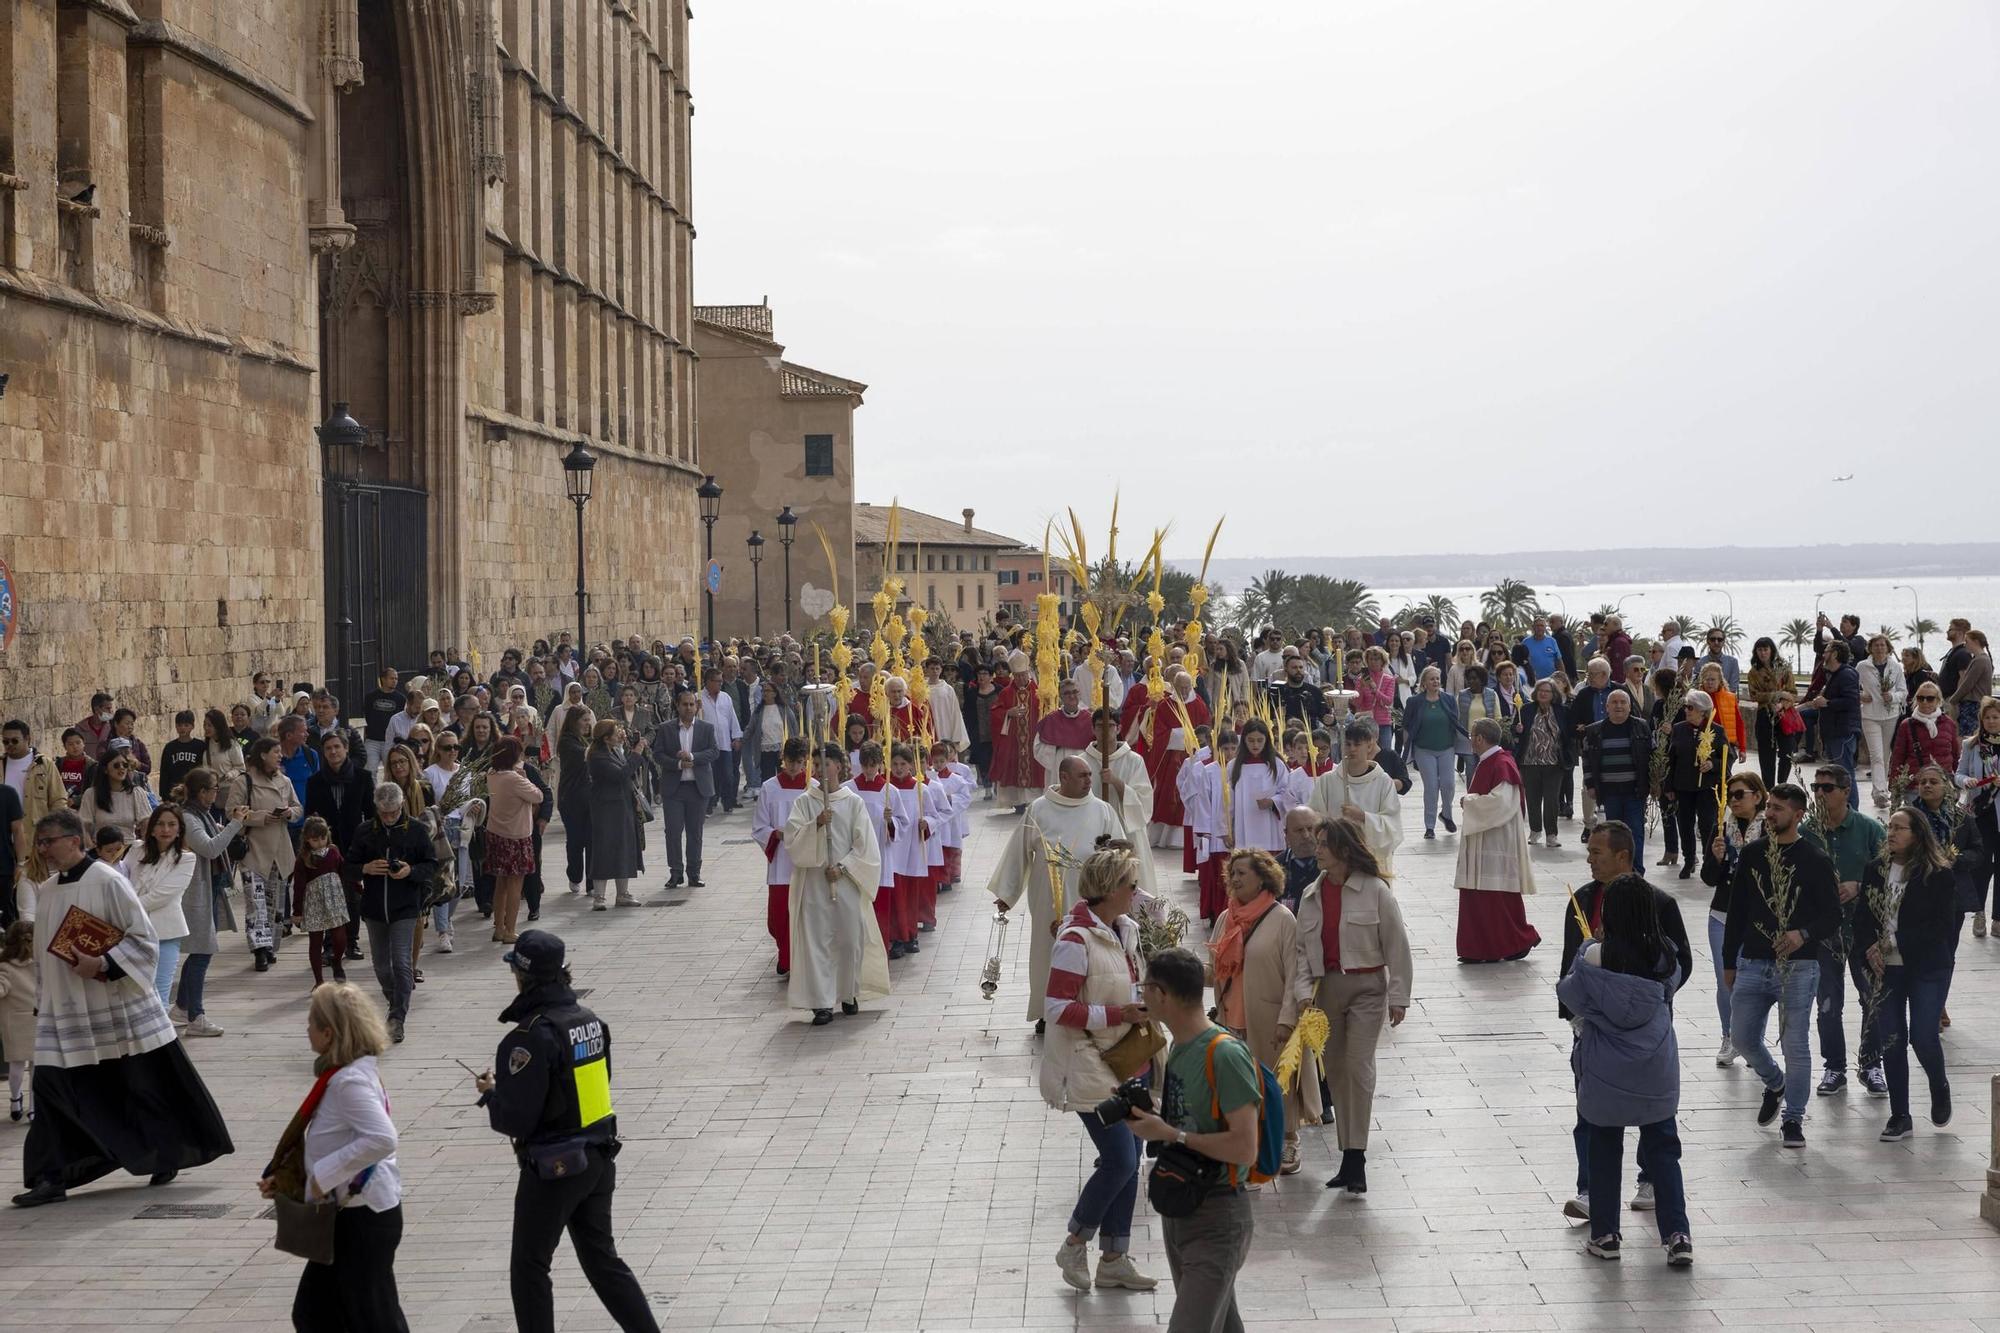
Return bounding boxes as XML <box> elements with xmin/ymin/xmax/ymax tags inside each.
<box><xmin>1069</xmin><ymin>1113</ymin><xmax>1139</xmax><ymax>1254</ymax></box>
<box><xmin>364</xmin><ymin>916</ymin><xmax>417</xmax><ymax>1022</ymax></box>
<box><xmin>1413</xmin><ymin>747</ymin><xmax>1455</xmax><ymax>831</ymax></box>
<box><xmin>1824</xmin><ymin>732</ymin><xmax>1858</xmax><ymax>790</ymax></box>
<box><xmin>1597</xmin><ymin>793</ymin><xmax>1647</xmax><ymax>865</ymax></box>
<box><xmin>1586</xmin><ymin>1118</ymin><xmax>1689</xmax><ymax>1243</ymax></box>
<box><xmin>153</xmin><ymin>937</ymin><xmax>183</xmax><ymax>1008</ymax></box>
<box><xmin>1704</xmin><ymin>912</ymin><xmax>1736</xmax><ymax>1040</ymax></box>
<box><xmin>1878</xmin><ymin>960</ymin><xmax>1953</xmax><ymax>1118</ymax></box>
<box><xmin>1729</xmin><ymin>957</ymin><xmax>1817</xmax><ymax>1121</ymax></box>
<box><xmin>1376</xmin><ymin>723</ymin><xmax>1395</xmax><ymax>752</ymax></box>
<box><xmin>1817</xmin><ymin>940</ymin><xmax>1881</xmax><ymax>1073</ymax></box>
<box><xmin>175</xmin><ymin>951</ymin><xmax>211</xmax><ymax>1018</ymax></box>
<box><xmin>1572</xmin><ymin>1112</ymin><xmax>1648</xmax><ymax>1193</ymax></box>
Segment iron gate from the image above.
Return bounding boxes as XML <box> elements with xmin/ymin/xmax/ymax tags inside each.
<box><xmin>324</xmin><ymin>484</ymin><xmax>429</xmax><ymax>710</ymax></box>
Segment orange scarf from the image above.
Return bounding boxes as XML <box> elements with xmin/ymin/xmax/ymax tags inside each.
<box><xmin>1210</xmin><ymin>890</ymin><xmax>1276</xmax><ymax>997</ymax></box>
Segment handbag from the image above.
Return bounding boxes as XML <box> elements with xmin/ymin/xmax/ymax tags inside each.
<box><xmin>1094</xmin><ymin>1019</ymin><xmax>1167</xmax><ymax>1082</ymax></box>
<box><xmin>272</xmin><ymin>1192</ymin><xmax>339</xmax><ymax>1265</ymax></box>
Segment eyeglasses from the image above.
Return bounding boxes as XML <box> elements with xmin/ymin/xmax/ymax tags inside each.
<box><xmin>1728</xmin><ymin>788</ymin><xmax>1755</xmax><ymax>800</ymax></box>
<box><xmin>1811</xmin><ymin>781</ymin><xmax>1840</xmax><ymax>792</ymax></box>
<box><xmin>33</xmin><ymin>834</ymin><xmax>75</xmax><ymax>848</ymax></box>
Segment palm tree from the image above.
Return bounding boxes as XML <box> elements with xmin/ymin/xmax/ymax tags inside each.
<box><xmin>1706</xmin><ymin>615</ymin><xmax>1745</xmax><ymax>653</ymax></box>
<box><xmin>1291</xmin><ymin>576</ymin><xmax>1379</xmax><ymax>632</ymax></box>
<box><xmin>1780</xmin><ymin>617</ymin><xmax>1814</xmax><ymax>672</ymax></box>
<box><xmin>1413</xmin><ymin>593</ymin><xmax>1459</xmax><ymax>628</ymax></box>
<box><xmin>1905</xmin><ymin>616</ymin><xmax>1939</xmax><ymax>651</ymax></box>
<box><xmin>1876</xmin><ymin>624</ymin><xmax>1901</xmax><ymax>646</ymax></box>
<box><xmin>1232</xmin><ymin>569</ymin><xmax>1295</xmax><ymax>631</ymax></box>
<box><xmin>1479</xmin><ymin>579</ymin><xmax>1540</xmax><ymax>634</ymax></box>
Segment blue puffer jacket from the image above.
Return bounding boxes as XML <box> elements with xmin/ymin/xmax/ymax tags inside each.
<box><xmin>1556</xmin><ymin>946</ymin><xmax>1682</xmax><ymax>1128</ymax></box>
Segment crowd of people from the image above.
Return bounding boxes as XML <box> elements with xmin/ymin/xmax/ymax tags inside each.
<box><xmin>2</xmin><ymin>598</ymin><xmax>1996</xmax><ymax>1329</ymax></box>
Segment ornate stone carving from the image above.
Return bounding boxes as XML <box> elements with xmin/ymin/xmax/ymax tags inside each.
<box><xmin>455</xmin><ymin>290</ymin><xmax>497</xmax><ymax>316</ymax></box>
<box><xmin>321</xmin><ymin>0</ymin><xmax>363</xmax><ymax>89</ymax></box>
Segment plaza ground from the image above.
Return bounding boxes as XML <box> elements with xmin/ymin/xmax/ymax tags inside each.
<box><xmin>1</xmin><ymin>790</ymin><xmax>1997</xmax><ymax>1331</ymax></box>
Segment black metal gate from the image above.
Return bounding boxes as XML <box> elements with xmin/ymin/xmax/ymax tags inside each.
<box><xmin>324</xmin><ymin>484</ymin><xmax>429</xmax><ymax>711</ymax></box>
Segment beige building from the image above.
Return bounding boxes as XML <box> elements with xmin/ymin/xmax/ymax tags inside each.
<box><xmin>853</xmin><ymin>503</ymin><xmax>1021</xmax><ymax>635</ymax></box>
<box><xmin>692</xmin><ymin>301</ymin><xmax>862</xmax><ymax>640</ymax></box>
<box><xmin>0</xmin><ymin>0</ymin><xmax>700</xmax><ymax>736</ymax></box>
<box><xmin>995</xmin><ymin>547</ymin><xmax>1075</xmax><ymax>622</ymax></box>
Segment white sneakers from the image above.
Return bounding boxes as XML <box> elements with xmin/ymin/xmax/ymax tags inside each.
<box><xmin>1716</xmin><ymin>1038</ymin><xmax>1737</xmax><ymax>1067</ymax></box>
<box><xmin>436</xmin><ymin>932</ymin><xmax>455</xmax><ymax>954</ymax></box>
<box><xmin>1094</xmin><ymin>1254</ymin><xmax>1159</xmax><ymax>1291</ymax></box>
<box><xmin>1056</xmin><ymin>1239</ymin><xmax>1091</xmax><ymax>1291</ymax></box>
<box><xmin>1056</xmin><ymin>1241</ymin><xmax>1158</xmax><ymax>1292</ymax></box>
<box><xmin>168</xmin><ymin>1005</ymin><xmax>189</xmax><ymax>1027</ymax></box>
<box><xmin>183</xmin><ymin>1016</ymin><xmax>224</xmax><ymax>1038</ymax></box>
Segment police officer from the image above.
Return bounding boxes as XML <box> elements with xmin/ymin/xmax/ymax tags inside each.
<box><xmin>473</xmin><ymin>930</ymin><xmax>660</xmax><ymax>1333</ymax></box>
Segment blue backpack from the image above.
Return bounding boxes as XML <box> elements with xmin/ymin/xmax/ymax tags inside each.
<box><xmin>1198</xmin><ymin>1031</ymin><xmax>1287</xmax><ymax>1185</ymax></box>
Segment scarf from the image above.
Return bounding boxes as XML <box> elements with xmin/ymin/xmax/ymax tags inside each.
<box><xmin>1209</xmin><ymin>889</ymin><xmax>1276</xmax><ymax>998</ymax></box>
<box><xmin>1909</xmin><ymin>708</ymin><xmax>1942</xmax><ymax>740</ymax></box>
<box><xmin>263</xmin><ymin>1061</ymin><xmax>342</xmax><ymax>1199</ymax></box>
<box><xmin>776</xmin><ymin>769</ymin><xmax>809</xmax><ymax>790</ymax></box>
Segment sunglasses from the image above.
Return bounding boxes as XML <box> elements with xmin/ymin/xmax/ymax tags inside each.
<box><xmin>1811</xmin><ymin>781</ymin><xmax>1840</xmax><ymax>792</ymax></box>
<box><xmin>1728</xmin><ymin>788</ymin><xmax>1755</xmax><ymax>800</ymax></box>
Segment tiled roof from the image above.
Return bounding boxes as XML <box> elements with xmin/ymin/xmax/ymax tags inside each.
<box><xmin>853</xmin><ymin>502</ymin><xmax>1023</xmax><ymax>549</ymax></box>
<box><xmin>781</xmin><ymin>362</ymin><xmax>867</xmax><ymax>400</ymax></box>
<box><xmin>693</xmin><ymin>304</ymin><xmax>774</xmax><ymax>339</ymax></box>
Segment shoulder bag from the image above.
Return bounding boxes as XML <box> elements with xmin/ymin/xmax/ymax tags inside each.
<box><xmin>1145</xmin><ymin>1031</ymin><xmax>1233</xmax><ymax>1217</ymax></box>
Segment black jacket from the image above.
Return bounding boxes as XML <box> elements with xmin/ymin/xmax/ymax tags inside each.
<box><xmin>1722</xmin><ymin>837</ymin><xmax>1842</xmax><ymax>966</ymax></box>
<box><xmin>482</xmin><ymin>979</ymin><xmax>619</xmax><ymax>1149</ymax></box>
<box><xmin>1851</xmin><ymin>861</ymin><xmax>1960</xmax><ymax>973</ymax></box>
<box><xmin>1558</xmin><ymin>877</ymin><xmax>1692</xmax><ymax>1020</ymax></box>
<box><xmin>306</xmin><ymin>759</ymin><xmax>376</xmax><ymax>855</ymax></box>
<box><xmin>1511</xmin><ymin>699</ymin><xmax>1573</xmax><ymax>767</ymax></box>
<box><xmin>345</xmin><ymin>814</ymin><xmax>436</xmax><ymax>922</ymax></box>
<box><xmin>1667</xmin><ymin>720</ymin><xmax>1727</xmax><ymax>794</ymax></box>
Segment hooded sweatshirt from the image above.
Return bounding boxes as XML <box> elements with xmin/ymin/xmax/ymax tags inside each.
<box><xmin>1556</xmin><ymin>944</ymin><xmax>1682</xmax><ymax>1128</ymax></box>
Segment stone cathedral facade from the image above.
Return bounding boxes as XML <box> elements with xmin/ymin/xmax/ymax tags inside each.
<box><xmin>0</xmin><ymin>0</ymin><xmax>700</xmax><ymax>734</ymax></box>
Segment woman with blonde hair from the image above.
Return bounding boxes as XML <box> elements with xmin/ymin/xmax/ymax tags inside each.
<box><xmin>1295</xmin><ymin>817</ymin><xmax>1413</xmax><ymax>1195</ymax></box>
<box><xmin>1210</xmin><ymin>847</ymin><xmax>1311</xmax><ymax>1175</ymax></box>
<box><xmin>1040</xmin><ymin>844</ymin><xmax>1156</xmax><ymax>1295</ymax></box>
<box><xmin>260</xmin><ymin>982</ymin><xmax>408</xmax><ymax>1330</ymax></box>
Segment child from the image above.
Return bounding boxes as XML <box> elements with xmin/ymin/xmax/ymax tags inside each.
<box><xmin>885</xmin><ymin>744</ymin><xmax>928</xmax><ymax>955</ymax></box>
<box><xmin>0</xmin><ymin>920</ymin><xmax>34</xmax><ymax>1121</ymax></box>
<box><xmin>844</xmin><ymin>714</ymin><xmax>871</xmax><ymax>777</ymax></box>
<box><xmin>929</xmin><ymin>740</ymin><xmax>974</xmax><ymax>890</ymax></box>
<box><xmin>1282</xmin><ymin>730</ymin><xmax>1315</xmax><ymax>808</ymax></box>
<box><xmin>158</xmin><ymin>710</ymin><xmax>208</xmax><ymax>800</ymax></box>
<box><xmin>93</xmin><ymin>827</ymin><xmax>131</xmax><ymax>877</ymax></box>
<box><xmin>56</xmin><ymin>728</ymin><xmax>89</xmax><ymax>806</ymax></box>
<box><xmin>752</xmin><ymin>739</ymin><xmax>813</xmax><ymax>978</ymax></box>
<box><xmin>292</xmin><ymin>816</ymin><xmax>350</xmax><ymax>987</ymax></box>
<box><xmin>846</xmin><ymin>743</ymin><xmax>905</xmax><ymax>958</ymax></box>
<box><xmin>1194</xmin><ymin>729</ymin><xmax>1240</xmax><ymax>923</ymax></box>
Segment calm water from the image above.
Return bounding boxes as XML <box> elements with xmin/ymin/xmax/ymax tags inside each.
<box><xmin>1363</xmin><ymin>576</ymin><xmax>2000</xmax><ymax>664</ymax></box>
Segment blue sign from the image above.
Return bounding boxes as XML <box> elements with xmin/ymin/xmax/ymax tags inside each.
<box><xmin>0</xmin><ymin>555</ymin><xmax>14</xmax><ymax>652</ymax></box>
<box><xmin>705</xmin><ymin>559</ymin><xmax>722</xmax><ymax>594</ymax></box>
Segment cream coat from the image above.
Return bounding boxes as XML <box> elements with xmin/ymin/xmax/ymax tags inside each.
<box><xmin>1209</xmin><ymin>901</ymin><xmax>1320</xmax><ymax>1125</ymax></box>
<box><xmin>1292</xmin><ymin>871</ymin><xmax>1415</xmax><ymax>1010</ymax></box>
<box><xmin>1038</xmin><ymin>909</ymin><xmax>1142</xmax><ymax>1113</ymax></box>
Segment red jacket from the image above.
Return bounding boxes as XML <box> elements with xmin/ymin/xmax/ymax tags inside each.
<box><xmin>1890</xmin><ymin>714</ymin><xmax>1959</xmax><ymax>784</ymax></box>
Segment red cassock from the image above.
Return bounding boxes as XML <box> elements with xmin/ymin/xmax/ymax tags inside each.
<box><xmin>988</xmin><ymin>680</ymin><xmax>1042</xmax><ymax>792</ymax></box>
<box><xmin>885</xmin><ymin>701</ymin><xmax>930</xmax><ymax>743</ymax></box>
<box><xmin>1119</xmin><ymin>684</ymin><xmax>1210</xmax><ymax>830</ymax></box>
<box><xmin>1456</xmin><ymin>747</ymin><xmax>1542</xmax><ymax>962</ymax></box>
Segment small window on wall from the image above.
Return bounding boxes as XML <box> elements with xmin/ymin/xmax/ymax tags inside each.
<box><xmin>804</xmin><ymin>435</ymin><xmax>834</xmax><ymax>476</ymax></box>
<box><xmin>957</xmin><ymin>584</ymin><xmax>965</xmax><ymax>610</ymax></box>
<box><xmin>977</xmin><ymin>584</ymin><xmax>985</xmax><ymax>610</ymax></box>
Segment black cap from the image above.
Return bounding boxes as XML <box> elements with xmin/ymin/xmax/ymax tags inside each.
<box><xmin>503</xmin><ymin>929</ymin><xmax>566</xmax><ymax>977</ymax></box>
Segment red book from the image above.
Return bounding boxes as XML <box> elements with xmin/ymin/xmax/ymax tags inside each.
<box><xmin>46</xmin><ymin>904</ymin><xmax>124</xmax><ymax>965</ymax></box>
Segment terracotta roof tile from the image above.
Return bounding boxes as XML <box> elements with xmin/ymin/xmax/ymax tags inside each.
<box><xmin>693</xmin><ymin>304</ymin><xmax>774</xmax><ymax>339</ymax></box>
<box><xmin>781</xmin><ymin>362</ymin><xmax>867</xmax><ymax>400</ymax></box>
<box><xmin>853</xmin><ymin>503</ymin><xmax>1022</xmax><ymax>549</ymax></box>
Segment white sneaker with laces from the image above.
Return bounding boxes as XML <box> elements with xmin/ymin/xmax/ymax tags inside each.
<box><xmin>1629</xmin><ymin>1181</ymin><xmax>1656</xmax><ymax>1211</ymax></box>
<box><xmin>1562</xmin><ymin>1192</ymin><xmax>1589</xmax><ymax>1222</ymax></box>
<box><xmin>1056</xmin><ymin>1239</ymin><xmax>1091</xmax><ymax>1291</ymax></box>
<box><xmin>183</xmin><ymin>1016</ymin><xmax>224</xmax><ymax>1038</ymax></box>
<box><xmin>436</xmin><ymin>932</ymin><xmax>454</xmax><ymax>955</ymax></box>
<box><xmin>1094</xmin><ymin>1253</ymin><xmax>1159</xmax><ymax>1291</ymax></box>
<box><xmin>1715</xmin><ymin>1038</ymin><xmax>1736</xmax><ymax>1067</ymax></box>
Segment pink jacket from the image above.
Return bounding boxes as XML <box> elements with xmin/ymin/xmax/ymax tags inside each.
<box><xmin>1355</xmin><ymin>669</ymin><xmax>1396</xmax><ymax>725</ymax></box>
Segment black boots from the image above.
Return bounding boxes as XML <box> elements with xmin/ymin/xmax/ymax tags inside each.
<box><xmin>1325</xmin><ymin>1149</ymin><xmax>1367</xmax><ymax>1195</ymax></box>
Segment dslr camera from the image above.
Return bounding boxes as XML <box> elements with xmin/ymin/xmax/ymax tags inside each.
<box><xmin>1091</xmin><ymin>1076</ymin><xmax>1153</xmax><ymax>1128</ymax></box>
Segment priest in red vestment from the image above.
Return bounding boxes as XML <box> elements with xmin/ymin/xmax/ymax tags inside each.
<box><xmin>1120</xmin><ymin>669</ymin><xmax>1211</xmax><ymax>858</ymax></box>
<box><xmin>1454</xmin><ymin>717</ymin><xmax>1541</xmax><ymax>962</ymax></box>
<box><xmin>882</xmin><ymin>675</ymin><xmax>930</xmax><ymax>741</ymax></box>
<box><xmin>989</xmin><ymin>652</ymin><xmax>1042</xmax><ymax>810</ymax></box>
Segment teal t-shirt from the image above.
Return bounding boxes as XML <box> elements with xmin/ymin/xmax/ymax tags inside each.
<box><xmin>1162</xmin><ymin>1026</ymin><xmax>1260</xmax><ymax>1154</ymax></box>
<box><xmin>1412</xmin><ymin>700</ymin><xmax>1455</xmax><ymax>752</ymax></box>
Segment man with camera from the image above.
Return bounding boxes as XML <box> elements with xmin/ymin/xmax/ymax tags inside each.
<box><xmin>1122</xmin><ymin>946</ymin><xmax>1261</xmax><ymax>1333</ymax></box>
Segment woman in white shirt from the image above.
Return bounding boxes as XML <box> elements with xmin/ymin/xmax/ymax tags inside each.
<box><xmin>124</xmin><ymin>805</ymin><xmax>195</xmax><ymax>1007</ymax></box>
<box><xmin>261</xmin><ymin>982</ymin><xmax>408</xmax><ymax>1331</ymax></box>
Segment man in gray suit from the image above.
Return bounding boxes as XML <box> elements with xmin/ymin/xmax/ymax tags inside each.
<box><xmin>650</xmin><ymin>691</ymin><xmax>717</xmax><ymax>887</ymax></box>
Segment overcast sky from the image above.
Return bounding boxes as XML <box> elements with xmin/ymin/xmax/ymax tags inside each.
<box><xmin>693</xmin><ymin>2</ymin><xmax>2000</xmax><ymax>562</ymax></box>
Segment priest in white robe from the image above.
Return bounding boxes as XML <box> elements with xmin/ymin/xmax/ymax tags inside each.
<box><xmin>1076</xmin><ymin>710</ymin><xmax>1157</xmax><ymax>895</ymax></box>
<box><xmin>15</xmin><ymin>809</ymin><xmax>233</xmax><ymax>1207</ymax></box>
<box><xmin>1453</xmin><ymin>718</ymin><xmax>1541</xmax><ymax>963</ymax></box>
<box><xmin>783</xmin><ymin>746</ymin><xmax>891</xmax><ymax>1025</ymax></box>
<box><xmin>1307</xmin><ymin>716</ymin><xmax>1406</xmax><ymax>874</ymax></box>
<box><xmin>986</xmin><ymin>757</ymin><xmax>1126</xmax><ymax>1025</ymax></box>
<box><xmin>921</xmin><ymin>658</ymin><xmax>970</xmax><ymax>748</ymax></box>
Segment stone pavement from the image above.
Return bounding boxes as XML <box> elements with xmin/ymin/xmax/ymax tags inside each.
<box><xmin>1</xmin><ymin>788</ymin><xmax>1998</xmax><ymax>1331</ymax></box>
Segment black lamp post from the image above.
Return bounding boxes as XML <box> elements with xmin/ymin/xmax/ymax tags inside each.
<box><xmin>776</xmin><ymin>505</ymin><xmax>797</xmax><ymax>632</ymax></box>
<box><xmin>746</xmin><ymin>530</ymin><xmax>765</xmax><ymax>638</ymax></box>
<box><xmin>316</xmin><ymin>401</ymin><xmax>367</xmax><ymax>712</ymax></box>
<box><xmin>697</xmin><ymin>474</ymin><xmax>723</xmax><ymax>647</ymax></box>
<box><xmin>562</xmin><ymin>442</ymin><xmax>597</xmax><ymax>651</ymax></box>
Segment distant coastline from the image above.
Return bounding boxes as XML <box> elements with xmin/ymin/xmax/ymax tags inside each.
<box><xmin>1170</xmin><ymin>544</ymin><xmax>2000</xmax><ymax>596</ymax></box>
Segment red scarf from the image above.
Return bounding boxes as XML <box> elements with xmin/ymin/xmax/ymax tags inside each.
<box><xmin>775</xmin><ymin>769</ymin><xmax>809</xmax><ymax>790</ymax></box>
<box><xmin>298</xmin><ymin>1064</ymin><xmax>342</xmax><ymax>1122</ymax></box>
<box><xmin>1210</xmin><ymin>890</ymin><xmax>1276</xmax><ymax>996</ymax></box>
<box><xmin>852</xmin><ymin>773</ymin><xmax>886</xmax><ymax>792</ymax></box>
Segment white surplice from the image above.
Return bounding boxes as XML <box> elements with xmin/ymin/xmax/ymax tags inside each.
<box><xmin>1230</xmin><ymin>760</ymin><xmax>1294</xmax><ymax>853</ymax></box>
<box><xmin>783</xmin><ymin>783</ymin><xmax>890</xmax><ymax>1012</ymax></box>
<box><xmin>986</xmin><ymin>790</ymin><xmax>1125</xmax><ymax>1022</ymax></box>
<box><xmin>1077</xmin><ymin>741</ymin><xmax>1156</xmax><ymax>895</ymax></box>
<box><xmin>1455</xmin><ymin>749</ymin><xmax>1535</xmax><ymax>896</ymax></box>
<box><xmin>1306</xmin><ymin>761</ymin><xmax>1406</xmax><ymax>875</ymax></box>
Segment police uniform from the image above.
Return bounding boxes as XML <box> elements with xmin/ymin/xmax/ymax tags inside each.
<box><xmin>480</xmin><ymin>931</ymin><xmax>659</xmax><ymax>1333</ymax></box>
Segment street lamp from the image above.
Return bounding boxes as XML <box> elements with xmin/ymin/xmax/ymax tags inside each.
<box><xmin>776</xmin><ymin>506</ymin><xmax>798</xmax><ymax>632</ymax></box>
<box><xmin>562</xmin><ymin>442</ymin><xmax>597</xmax><ymax>651</ymax></box>
<box><xmin>316</xmin><ymin>401</ymin><xmax>367</xmax><ymax>712</ymax></box>
<box><xmin>1613</xmin><ymin>593</ymin><xmax>1643</xmax><ymax>613</ymax></box>
<box><xmin>1815</xmin><ymin>588</ymin><xmax>1847</xmax><ymax>625</ymax></box>
<box><xmin>1893</xmin><ymin>584</ymin><xmax>1922</xmax><ymax>646</ymax></box>
<box><xmin>697</xmin><ymin>474</ymin><xmax>723</xmax><ymax>647</ymax></box>
<box><xmin>747</xmin><ymin>530</ymin><xmax>765</xmax><ymax>638</ymax></box>
<box><xmin>1703</xmin><ymin>587</ymin><xmax>1734</xmax><ymax>621</ymax></box>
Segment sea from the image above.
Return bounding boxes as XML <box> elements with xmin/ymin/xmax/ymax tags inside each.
<box><xmin>1357</xmin><ymin>576</ymin><xmax>2000</xmax><ymax>662</ymax></box>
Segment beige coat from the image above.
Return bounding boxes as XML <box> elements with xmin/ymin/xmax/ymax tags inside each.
<box><xmin>233</xmin><ymin>766</ymin><xmax>299</xmax><ymax>881</ymax></box>
<box><xmin>1210</xmin><ymin>902</ymin><xmax>1320</xmax><ymax>1127</ymax></box>
<box><xmin>1293</xmin><ymin>871</ymin><xmax>1414</xmax><ymax>1010</ymax></box>
<box><xmin>0</xmin><ymin>957</ymin><xmax>35</xmax><ymax>1063</ymax></box>
<box><xmin>1038</xmin><ymin>908</ymin><xmax>1142</xmax><ymax>1113</ymax></box>
<box><xmin>14</xmin><ymin>751</ymin><xmax>67</xmax><ymax>881</ymax></box>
